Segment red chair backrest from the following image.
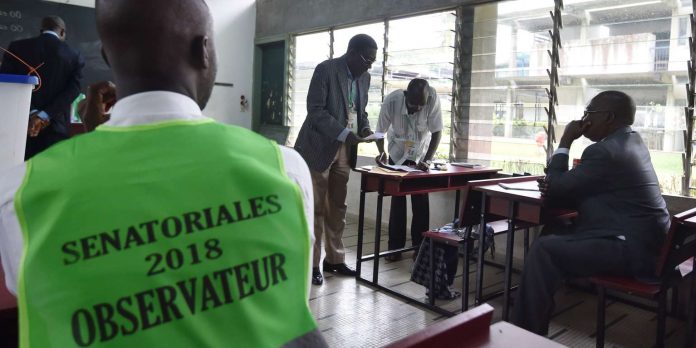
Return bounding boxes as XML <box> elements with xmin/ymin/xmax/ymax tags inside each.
<box><xmin>458</xmin><ymin>176</ymin><xmax>545</xmax><ymax>227</ymax></box>
<box><xmin>384</xmin><ymin>304</ymin><xmax>494</xmax><ymax>348</ymax></box>
<box><xmin>655</xmin><ymin>207</ymin><xmax>696</xmax><ymax>277</ymax></box>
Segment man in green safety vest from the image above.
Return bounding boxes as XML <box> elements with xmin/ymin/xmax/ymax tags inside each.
<box><xmin>0</xmin><ymin>0</ymin><xmax>326</xmax><ymax>347</ymax></box>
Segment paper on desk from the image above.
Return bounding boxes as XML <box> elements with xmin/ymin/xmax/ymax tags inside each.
<box><xmin>678</xmin><ymin>257</ymin><xmax>693</xmax><ymax>277</ymax></box>
<box><xmin>364</xmin><ymin>132</ymin><xmax>385</xmax><ymax>140</ymax></box>
<box><xmin>385</xmin><ymin>164</ymin><xmax>422</xmax><ymax>172</ymax></box>
<box><xmin>450</xmin><ymin>162</ymin><xmax>483</xmax><ymax>168</ymax></box>
<box><xmin>371</xmin><ymin>167</ymin><xmax>409</xmax><ymax>177</ymax></box>
<box><xmin>498</xmin><ymin>182</ymin><xmax>539</xmax><ymax>191</ymax></box>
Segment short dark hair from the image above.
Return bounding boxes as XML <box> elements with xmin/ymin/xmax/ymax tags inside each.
<box><xmin>594</xmin><ymin>90</ymin><xmax>636</xmax><ymax>125</ymax></box>
<box><xmin>407</xmin><ymin>78</ymin><xmax>429</xmax><ymax>94</ymax></box>
<box><xmin>41</xmin><ymin>16</ymin><xmax>65</xmax><ymax>32</ymax></box>
<box><xmin>347</xmin><ymin>34</ymin><xmax>377</xmax><ymax>53</ymax></box>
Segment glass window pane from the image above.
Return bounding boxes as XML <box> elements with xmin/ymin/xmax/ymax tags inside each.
<box><xmin>466</xmin><ymin>1</ymin><xmax>555</xmax><ymax>174</ymax></box>
<box><xmin>288</xmin><ymin>31</ymin><xmax>331</xmax><ymax>146</ymax></box>
<box><xmin>557</xmin><ymin>0</ymin><xmax>690</xmax><ymax>194</ymax></box>
<box><xmin>386</xmin><ymin>11</ymin><xmax>456</xmax><ymax>159</ymax></box>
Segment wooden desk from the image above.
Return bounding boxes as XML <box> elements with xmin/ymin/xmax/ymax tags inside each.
<box><xmin>354</xmin><ymin>165</ymin><xmax>499</xmax><ymax>316</ymax></box>
<box><xmin>384</xmin><ymin>303</ymin><xmax>565</xmax><ymax>348</ymax></box>
<box><xmin>473</xmin><ymin>180</ymin><xmax>576</xmax><ymax>321</ymax></box>
<box><xmin>480</xmin><ymin>321</ymin><xmax>566</xmax><ymax>348</ymax></box>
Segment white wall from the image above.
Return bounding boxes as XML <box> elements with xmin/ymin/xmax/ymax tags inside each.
<box><xmin>203</xmin><ymin>0</ymin><xmax>256</xmax><ymax>128</ymax></box>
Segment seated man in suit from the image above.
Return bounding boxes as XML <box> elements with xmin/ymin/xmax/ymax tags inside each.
<box><xmin>512</xmin><ymin>91</ymin><xmax>670</xmax><ymax>335</ymax></box>
<box><xmin>0</xmin><ymin>16</ymin><xmax>84</xmax><ymax>159</ymax></box>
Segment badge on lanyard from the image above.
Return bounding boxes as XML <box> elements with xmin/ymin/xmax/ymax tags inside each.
<box><xmin>347</xmin><ymin>81</ymin><xmax>358</xmax><ymax>134</ymax></box>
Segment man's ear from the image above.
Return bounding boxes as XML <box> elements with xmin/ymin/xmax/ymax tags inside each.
<box><xmin>60</xmin><ymin>29</ymin><xmax>66</xmax><ymax>40</ymax></box>
<box><xmin>607</xmin><ymin>112</ymin><xmax>616</xmax><ymax>125</ymax></box>
<box><xmin>192</xmin><ymin>36</ymin><xmax>210</xmax><ymax>69</ymax></box>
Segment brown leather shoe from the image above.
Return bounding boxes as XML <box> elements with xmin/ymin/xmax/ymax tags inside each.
<box><xmin>385</xmin><ymin>253</ymin><xmax>402</xmax><ymax>262</ymax></box>
<box><xmin>312</xmin><ymin>267</ymin><xmax>323</xmax><ymax>285</ymax></box>
<box><xmin>322</xmin><ymin>261</ymin><xmax>356</xmax><ymax>276</ymax></box>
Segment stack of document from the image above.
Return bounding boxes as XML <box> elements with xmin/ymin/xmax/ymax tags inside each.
<box><xmin>450</xmin><ymin>162</ymin><xmax>483</xmax><ymax>168</ymax></box>
<box><xmin>380</xmin><ymin>164</ymin><xmax>423</xmax><ymax>172</ymax></box>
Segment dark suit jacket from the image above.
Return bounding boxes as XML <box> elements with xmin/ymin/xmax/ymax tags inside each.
<box><xmin>294</xmin><ymin>55</ymin><xmax>371</xmax><ymax>172</ymax></box>
<box><xmin>0</xmin><ymin>33</ymin><xmax>84</xmax><ymax>138</ymax></box>
<box><xmin>546</xmin><ymin>126</ymin><xmax>670</xmax><ymax>273</ymax></box>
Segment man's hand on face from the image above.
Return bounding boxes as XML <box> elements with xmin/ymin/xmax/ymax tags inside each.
<box><xmin>82</xmin><ymin>81</ymin><xmax>116</xmax><ymax>131</ymax></box>
<box><xmin>375</xmin><ymin>152</ymin><xmax>388</xmax><ymax>165</ymax></box>
<box><xmin>559</xmin><ymin>120</ymin><xmax>589</xmax><ymax>148</ymax></box>
<box><xmin>88</xmin><ymin>81</ymin><xmax>117</xmax><ymax>114</ymax></box>
<box><xmin>28</xmin><ymin>113</ymin><xmax>50</xmax><ymax>137</ymax></box>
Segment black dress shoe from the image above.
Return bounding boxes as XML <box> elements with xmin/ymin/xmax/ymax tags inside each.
<box><xmin>322</xmin><ymin>261</ymin><xmax>356</xmax><ymax>276</ymax></box>
<box><xmin>312</xmin><ymin>267</ymin><xmax>323</xmax><ymax>285</ymax></box>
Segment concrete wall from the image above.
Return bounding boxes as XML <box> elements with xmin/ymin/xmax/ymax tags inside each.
<box><xmin>203</xmin><ymin>0</ymin><xmax>256</xmax><ymax>128</ymax></box>
<box><xmin>256</xmin><ymin>0</ymin><xmax>494</xmax><ymax>38</ymax></box>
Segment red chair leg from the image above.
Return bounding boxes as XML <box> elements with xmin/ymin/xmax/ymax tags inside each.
<box><xmin>656</xmin><ymin>291</ymin><xmax>666</xmax><ymax>348</ymax></box>
<box><xmin>597</xmin><ymin>286</ymin><xmax>606</xmax><ymax>348</ymax></box>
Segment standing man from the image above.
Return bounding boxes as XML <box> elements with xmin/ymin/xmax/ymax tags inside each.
<box><xmin>512</xmin><ymin>91</ymin><xmax>669</xmax><ymax>335</ymax></box>
<box><xmin>294</xmin><ymin>34</ymin><xmax>377</xmax><ymax>285</ymax></box>
<box><xmin>0</xmin><ymin>0</ymin><xmax>326</xmax><ymax>346</ymax></box>
<box><xmin>374</xmin><ymin>79</ymin><xmax>442</xmax><ymax>260</ymax></box>
<box><xmin>0</xmin><ymin>16</ymin><xmax>84</xmax><ymax>159</ymax></box>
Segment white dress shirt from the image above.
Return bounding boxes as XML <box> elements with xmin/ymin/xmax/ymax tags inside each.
<box><xmin>376</xmin><ymin>87</ymin><xmax>443</xmax><ymax>164</ymax></box>
<box><xmin>0</xmin><ymin>91</ymin><xmax>314</xmax><ymax>295</ymax></box>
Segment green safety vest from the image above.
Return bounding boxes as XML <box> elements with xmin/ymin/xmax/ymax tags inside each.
<box><xmin>15</xmin><ymin>119</ymin><xmax>317</xmax><ymax>347</ymax></box>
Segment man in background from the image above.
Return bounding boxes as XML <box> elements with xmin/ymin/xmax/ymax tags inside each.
<box><xmin>374</xmin><ymin>78</ymin><xmax>442</xmax><ymax>260</ymax></box>
<box><xmin>294</xmin><ymin>34</ymin><xmax>377</xmax><ymax>285</ymax></box>
<box><xmin>0</xmin><ymin>16</ymin><xmax>84</xmax><ymax>159</ymax></box>
<box><xmin>513</xmin><ymin>91</ymin><xmax>670</xmax><ymax>335</ymax></box>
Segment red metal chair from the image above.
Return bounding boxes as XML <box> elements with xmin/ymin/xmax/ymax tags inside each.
<box><xmin>591</xmin><ymin>207</ymin><xmax>696</xmax><ymax>348</ymax></box>
<box><xmin>384</xmin><ymin>303</ymin><xmax>494</xmax><ymax>348</ymax></box>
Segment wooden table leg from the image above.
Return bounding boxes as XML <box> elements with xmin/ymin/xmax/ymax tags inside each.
<box><xmin>372</xmin><ymin>179</ymin><xmax>384</xmax><ymax>284</ymax></box>
<box><xmin>356</xmin><ymin>189</ymin><xmax>366</xmax><ymax>279</ymax></box>
<box><xmin>502</xmin><ymin>200</ymin><xmax>517</xmax><ymax>321</ymax></box>
<box><xmin>475</xmin><ymin>193</ymin><xmax>487</xmax><ymax>305</ymax></box>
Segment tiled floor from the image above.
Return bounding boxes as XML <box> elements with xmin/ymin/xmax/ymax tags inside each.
<box><xmin>309</xmin><ymin>214</ymin><xmax>694</xmax><ymax>348</ymax></box>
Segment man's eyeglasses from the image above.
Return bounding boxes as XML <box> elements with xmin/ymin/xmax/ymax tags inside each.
<box><xmin>359</xmin><ymin>54</ymin><xmax>375</xmax><ymax>66</ymax></box>
<box><xmin>581</xmin><ymin>109</ymin><xmax>612</xmax><ymax>122</ymax></box>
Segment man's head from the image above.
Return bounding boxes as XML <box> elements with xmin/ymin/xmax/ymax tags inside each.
<box><xmin>41</xmin><ymin>16</ymin><xmax>66</xmax><ymax>41</ymax></box>
<box><xmin>96</xmin><ymin>0</ymin><xmax>217</xmax><ymax>108</ymax></box>
<box><xmin>581</xmin><ymin>90</ymin><xmax>635</xmax><ymax>142</ymax></box>
<box><xmin>345</xmin><ymin>34</ymin><xmax>378</xmax><ymax>78</ymax></box>
<box><xmin>404</xmin><ymin>78</ymin><xmax>430</xmax><ymax>114</ymax></box>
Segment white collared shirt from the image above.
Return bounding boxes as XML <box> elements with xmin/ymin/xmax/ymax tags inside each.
<box><xmin>42</xmin><ymin>30</ymin><xmax>60</xmax><ymax>39</ymax></box>
<box><xmin>0</xmin><ymin>91</ymin><xmax>314</xmax><ymax>295</ymax></box>
<box><xmin>376</xmin><ymin>87</ymin><xmax>443</xmax><ymax>164</ymax></box>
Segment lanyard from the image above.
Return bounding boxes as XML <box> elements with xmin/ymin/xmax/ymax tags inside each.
<box><xmin>404</xmin><ymin>112</ymin><xmax>418</xmax><ymax>140</ymax></box>
<box><xmin>348</xmin><ymin>80</ymin><xmax>356</xmax><ymax>108</ymax></box>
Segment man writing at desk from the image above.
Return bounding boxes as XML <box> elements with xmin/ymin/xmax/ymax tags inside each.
<box><xmin>374</xmin><ymin>78</ymin><xmax>442</xmax><ymax>261</ymax></box>
<box><xmin>513</xmin><ymin>91</ymin><xmax>670</xmax><ymax>335</ymax></box>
